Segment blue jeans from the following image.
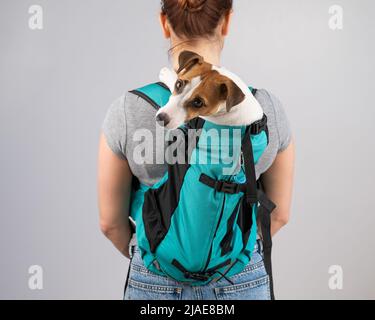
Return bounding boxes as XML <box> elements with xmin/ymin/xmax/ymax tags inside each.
<box><xmin>123</xmin><ymin>240</ymin><xmax>271</xmax><ymax>300</ymax></box>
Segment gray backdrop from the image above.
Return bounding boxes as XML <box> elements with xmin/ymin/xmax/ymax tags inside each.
<box><xmin>1</xmin><ymin>0</ymin><xmax>374</xmax><ymax>300</ymax></box>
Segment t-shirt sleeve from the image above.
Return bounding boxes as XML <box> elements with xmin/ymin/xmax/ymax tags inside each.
<box><xmin>102</xmin><ymin>94</ymin><xmax>127</xmax><ymax>160</ymax></box>
<box><xmin>266</xmin><ymin>91</ymin><xmax>292</xmax><ymax>153</ymax></box>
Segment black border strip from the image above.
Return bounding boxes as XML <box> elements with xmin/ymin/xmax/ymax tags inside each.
<box><xmin>129</xmin><ymin>89</ymin><xmax>161</xmax><ymax>111</ymax></box>
<box><xmin>156</xmin><ymin>82</ymin><xmax>171</xmax><ymax>92</ymax></box>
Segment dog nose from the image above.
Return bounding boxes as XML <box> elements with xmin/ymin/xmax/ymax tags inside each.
<box><xmin>156</xmin><ymin>113</ymin><xmax>170</xmax><ymax>126</ymax></box>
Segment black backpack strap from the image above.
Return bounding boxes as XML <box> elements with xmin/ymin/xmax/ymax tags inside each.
<box><xmin>233</xmin><ymin>125</ymin><xmax>258</xmax><ymax>256</ymax></box>
<box><xmin>257</xmin><ymin>181</ymin><xmax>276</xmax><ymax>300</ymax></box>
<box><xmin>242</xmin><ymin>126</ymin><xmax>258</xmax><ymax>205</ymax></box>
<box><xmin>240</xmin><ymin>128</ymin><xmax>277</xmax><ymax>300</ymax></box>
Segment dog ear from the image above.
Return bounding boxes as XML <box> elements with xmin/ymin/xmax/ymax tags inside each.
<box><xmin>219</xmin><ymin>80</ymin><xmax>245</xmax><ymax>111</ymax></box>
<box><xmin>177</xmin><ymin>51</ymin><xmax>203</xmax><ymax>74</ymax></box>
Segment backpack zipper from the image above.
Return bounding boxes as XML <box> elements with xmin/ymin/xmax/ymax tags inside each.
<box><xmin>202</xmin><ymin>195</ymin><xmax>226</xmax><ymax>272</ymax></box>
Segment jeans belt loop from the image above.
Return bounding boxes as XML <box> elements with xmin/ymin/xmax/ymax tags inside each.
<box><xmin>257</xmin><ymin>239</ymin><xmax>263</xmax><ymax>255</ymax></box>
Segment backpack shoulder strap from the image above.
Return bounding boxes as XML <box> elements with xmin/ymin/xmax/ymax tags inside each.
<box><xmin>249</xmin><ymin>86</ymin><xmax>257</xmax><ymax>96</ymax></box>
<box><xmin>129</xmin><ymin>82</ymin><xmax>171</xmax><ymax>110</ymax></box>
<box><xmin>248</xmin><ymin>86</ymin><xmax>268</xmax><ymax>137</ymax></box>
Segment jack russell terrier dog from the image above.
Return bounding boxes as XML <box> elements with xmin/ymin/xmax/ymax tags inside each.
<box><xmin>156</xmin><ymin>51</ymin><xmax>264</xmax><ymax>129</ymax></box>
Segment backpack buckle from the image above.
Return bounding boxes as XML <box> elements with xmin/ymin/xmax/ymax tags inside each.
<box><xmin>250</xmin><ymin>115</ymin><xmax>267</xmax><ymax>135</ymax></box>
<box><xmin>246</xmin><ymin>195</ymin><xmax>258</xmax><ymax>205</ymax></box>
<box><xmin>215</xmin><ymin>181</ymin><xmax>240</xmax><ymax>194</ymax></box>
<box><xmin>184</xmin><ymin>272</ymin><xmax>210</xmax><ymax>282</ymax></box>
<box><xmin>251</xmin><ymin>122</ymin><xmax>261</xmax><ymax>135</ymax></box>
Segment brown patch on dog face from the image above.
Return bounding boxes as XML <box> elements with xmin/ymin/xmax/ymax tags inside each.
<box><xmin>183</xmin><ymin>70</ymin><xmax>246</xmax><ymax>122</ymax></box>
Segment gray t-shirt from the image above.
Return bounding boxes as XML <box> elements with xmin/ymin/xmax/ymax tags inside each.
<box><xmin>102</xmin><ymin>88</ymin><xmax>292</xmax><ymax>186</ymax></box>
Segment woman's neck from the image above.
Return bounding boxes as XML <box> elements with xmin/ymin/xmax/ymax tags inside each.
<box><xmin>169</xmin><ymin>37</ymin><xmax>223</xmax><ymax>72</ymax></box>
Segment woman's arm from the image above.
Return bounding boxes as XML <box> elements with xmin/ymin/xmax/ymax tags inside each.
<box><xmin>98</xmin><ymin>133</ymin><xmax>133</xmax><ymax>258</ymax></box>
<box><xmin>261</xmin><ymin>139</ymin><xmax>295</xmax><ymax>237</ymax></box>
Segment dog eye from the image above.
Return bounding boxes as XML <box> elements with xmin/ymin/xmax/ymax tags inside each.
<box><xmin>192</xmin><ymin>97</ymin><xmax>204</xmax><ymax>108</ymax></box>
<box><xmin>175</xmin><ymin>80</ymin><xmax>184</xmax><ymax>91</ymax></box>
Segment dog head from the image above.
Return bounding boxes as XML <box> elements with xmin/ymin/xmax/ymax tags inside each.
<box><xmin>156</xmin><ymin>51</ymin><xmax>245</xmax><ymax>129</ymax></box>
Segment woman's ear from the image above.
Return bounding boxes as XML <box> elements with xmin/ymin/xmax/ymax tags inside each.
<box><xmin>221</xmin><ymin>11</ymin><xmax>233</xmax><ymax>36</ymax></box>
<box><xmin>159</xmin><ymin>12</ymin><xmax>171</xmax><ymax>39</ymax></box>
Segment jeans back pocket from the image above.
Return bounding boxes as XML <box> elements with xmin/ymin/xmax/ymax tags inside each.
<box><xmin>124</xmin><ymin>279</ymin><xmax>183</xmax><ymax>300</ymax></box>
<box><xmin>214</xmin><ymin>274</ymin><xmax>270</xmax><ymax>300</ymax></box>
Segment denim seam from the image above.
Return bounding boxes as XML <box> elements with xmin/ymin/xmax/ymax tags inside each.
<box><xmin>215</xmin><ymin>274</ymin><xmax>270</xmax><ymax>294</ymax></box>
<box><xmin>224</xmin><ymin>259</ymin><xmax>265</xmax><ymax>284</ymax></box>
<box><xmin>194</xmin><ymin>287</ymin><xmax>202</xmax><ymax>300</ymax></box>
<box><xmin>242</xmin><ymin>260</ymin><xmax>265</xmax><ymax>273</ymax></box>
<box><xmin>266</xmin><ymin>275</ymin><xmax>271</xmax><ymax>300</ymax></box>
<box><xmin>128</xmin><ymin>279</ymin><xmax>182</xmax><ymax>294</ymax></box>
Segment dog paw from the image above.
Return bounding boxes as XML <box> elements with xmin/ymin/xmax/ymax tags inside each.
<box><xmin>159</xmin><ymin>67</ymin><xmax>173</xmax><ymax>80</ymax></box>
<box><xmin>159</xmin><ymin>67</ymin><xmax>177</xmax><ymax>91</ymax></box>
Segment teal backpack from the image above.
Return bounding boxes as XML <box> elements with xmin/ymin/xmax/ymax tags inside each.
<box><xmin>128</xmin><ymin>82</ymin><xmax>276</xmax><ymax>299</ymax></box>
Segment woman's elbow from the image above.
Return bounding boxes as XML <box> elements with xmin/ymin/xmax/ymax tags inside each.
<box><xmin>272</xmin><ymin>209</ymin><xmax>290</xmax><ymax>226</ymax></box>
<box><xmin>99</xmin><ymin>212</ymin><xmax>130</xmax><ymax>239</ymax></box>
<box><xmin>99</xmin><ymin>218</ymin><xmax>120</xmax><ymax>238</ymax></box>
<box><xmin>100</xmin><ymin>221</ymin><xmax>114</xmax><ymax>238</ymax></box>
